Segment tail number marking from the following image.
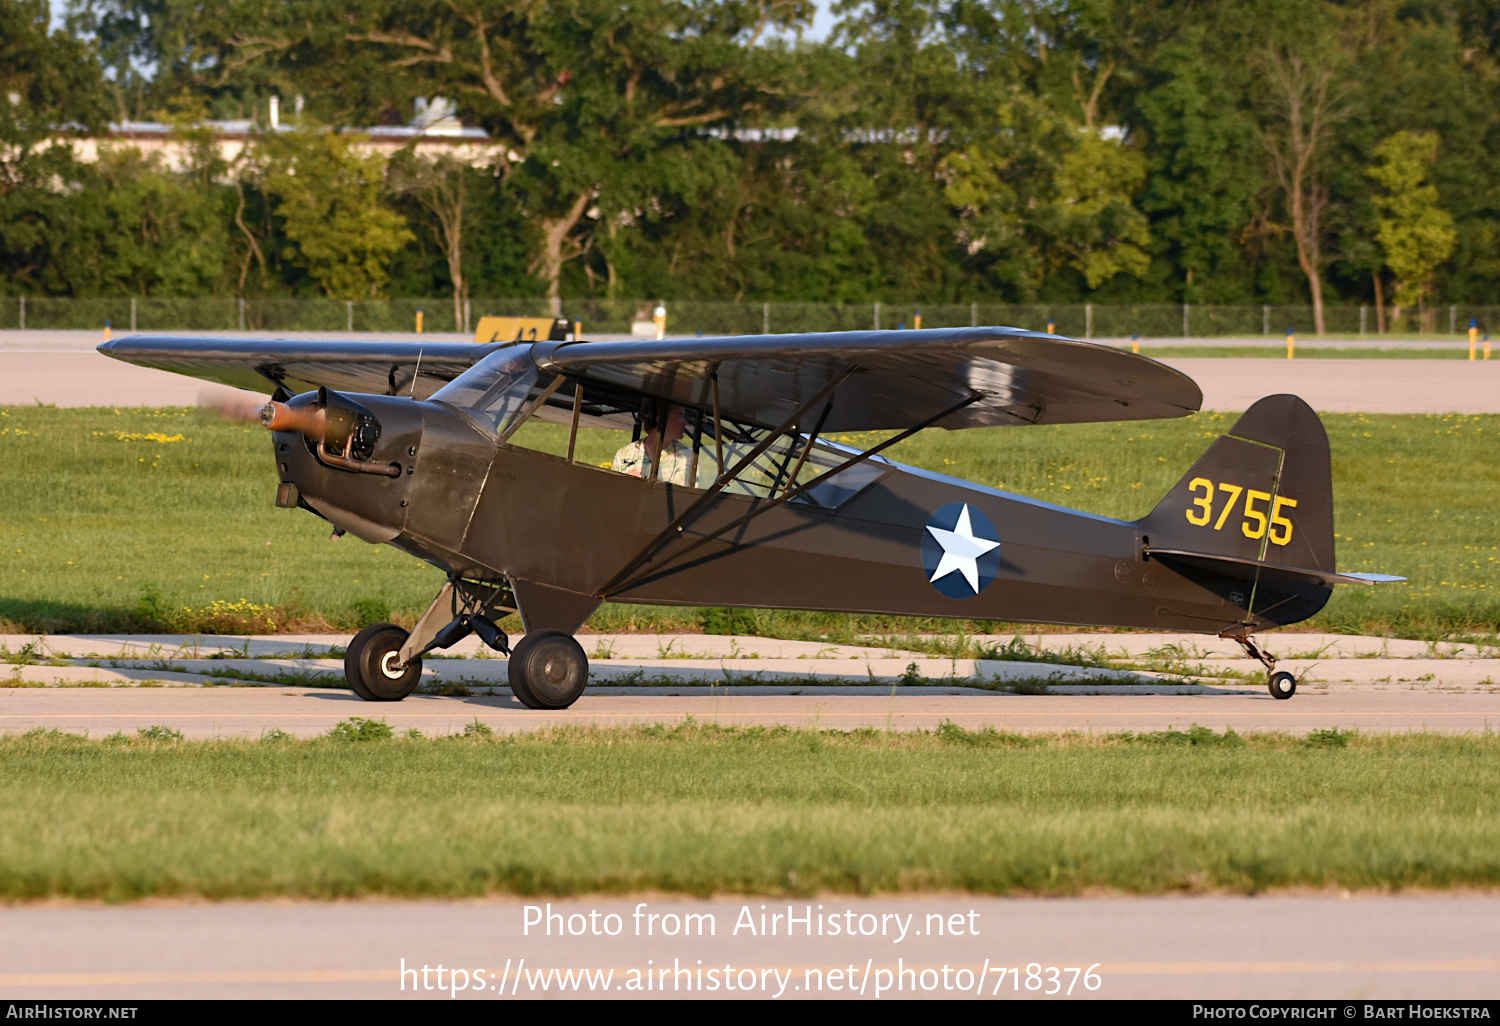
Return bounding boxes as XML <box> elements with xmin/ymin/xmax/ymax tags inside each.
<box><xmin>1269</xmin><ymin>495</ymin><xmax>1298</xmax><ymax>545</ymax></box>
<box><xmin>1185</xmin><ymin>478</ymin><xmax>1297</xmax><ymax>545</ymax></box>
<box><xmin>1241</xmin><ymin>490</ymin><xmax>1271</xmax><ymax>538</ymax></box>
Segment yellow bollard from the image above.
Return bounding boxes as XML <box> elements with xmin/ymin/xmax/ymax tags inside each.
<box><xmin>1131</xmin><ymin>334</ymin><xmax>1139</xmax><ymax>354</ymax></box>
<box><xmin>1470</xmin><ymin>321</ymin><xmax>1478</xmax><ymax>360</ymax></box>
<box><xmin>1286</xmin><ymin>329</ymin><xmax>1295</xmax><ymax>359</ymax></box>
<box><xmin>415</xmin><ymin>309</ymin><xmax>424</xmax><ymax>334</ymax></box>
<box><xmin>1046</xmin><ymin>319</ymin><xmax>1055</xmax><ymax>335</ymax></box>
<box><xmin>104</xmin><ymin>320</ymin><xmax>111</xmax><ymax>342</ymax></box>
<box><xmin>574</xmin><ymin>319</ymin><xmax>582</xmax><ymax>341</ymax></box>
<box><xmin>914</xmin><ymin>311</ymin><xmax>922</xmax><ymax>330</ymax></box>
<box><xmin>653</xmin><ymin>304</ymin><xmax>666</xmax><ymax>340</ymax></box>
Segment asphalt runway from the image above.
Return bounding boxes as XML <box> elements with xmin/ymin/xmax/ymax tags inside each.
<box><xmin>4</xmin><ymin>686</ymin><xmax>1497</xmax><ymax>738</ymax></box>
<box><xmin>3</xmin><ymin>330</ymin><xmax>1499</xmax><ymax>413</ymax></box>
<box><xmin>0</xmin><ymin>895</ymin><xmax>1495</xmax><ymax>999</ymax></box>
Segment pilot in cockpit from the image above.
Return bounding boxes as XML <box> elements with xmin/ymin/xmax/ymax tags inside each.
<box><xmin>612</xmin><ymin>401</ymin><xmax>693</xmax><ymax>485</ymax></box>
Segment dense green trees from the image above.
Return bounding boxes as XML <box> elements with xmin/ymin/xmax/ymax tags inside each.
<box><xmin>3</xmin><ymin>0</ymin><xmax>1499</xmax><ymax>321</ymax></box>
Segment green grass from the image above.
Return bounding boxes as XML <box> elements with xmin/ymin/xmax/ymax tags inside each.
<box><xmin>1138</xmin><ymin>346</ymin><xmax>1483</xmax><ymax>359</ymax></box>
<box><xmin>0</xmin><ymin>724</ymin><xmax>1496</xmax><ymax>900</ymax></box>
<box><xmin>2</xmin><ymin>406</ymin><xmax>1497</xmax><ymax>638</ymax></box>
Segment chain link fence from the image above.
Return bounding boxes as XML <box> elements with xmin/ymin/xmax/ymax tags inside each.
<box><xmin>2</xmin><ymin>296</ymin><xmax>1496</xmax><ymax>337</ymax></box>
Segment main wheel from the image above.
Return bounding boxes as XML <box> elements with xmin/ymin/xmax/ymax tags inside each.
<box><xmin>345</xmin><ymin>622</ymin><xmax>422</xmax><ymax>701</ymax></box>
<box><xmin>1268</xmin><ymin>670</ymin><xmax>1297</xmax><ymax>700</ymax></box>
<box><xmin>508</xmin><ymin>630</ymin><xmax>588</xmax><ymax>709</ymax></box>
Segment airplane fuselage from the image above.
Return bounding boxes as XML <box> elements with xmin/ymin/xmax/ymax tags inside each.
<box><xmin>274</xmin><ymin>392</ymin><xmax>1324</xmax><ymax>637</ymax></box>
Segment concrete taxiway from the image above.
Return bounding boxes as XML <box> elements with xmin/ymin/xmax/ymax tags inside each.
<box><xmin>3</xmin><ymin>631</ymin><xmax>1496</xmax><ymax>738</ymax></box>
<box><xmin>0</xmin><ymin>895</ymin><xmax>1495</xmax><ymax>999</ymax></box>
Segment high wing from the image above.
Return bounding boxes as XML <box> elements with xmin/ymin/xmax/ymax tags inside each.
<box><xmin>100</xmin><ymin>326</ymin><xmax>1201</xmax><ymax>432</ymax></box>
<box><xmin>97</xmin><ymin>336</ymin><xmax>496</xmax><ymax>400</ymax></box>
<box><xmin>533</xmin><ymin>327</ymin><xmax>1201</xmax><ymax>431</ymax></box>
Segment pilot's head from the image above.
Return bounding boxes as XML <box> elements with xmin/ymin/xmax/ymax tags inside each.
<box><xmin>641</xmin><ymin>401</ymin><xmax>687</xmax><ymax>444</ymax></box>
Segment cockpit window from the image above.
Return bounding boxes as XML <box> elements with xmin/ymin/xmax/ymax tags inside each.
<box><xmin>702</xmin><ymin>431</ymin><xmax>891</xmax><ymax>509</ymax></box>
<box><xmin>430</xmin><ymin>347</ymin><xmax>539</xmax><ymax>436</ymax></box>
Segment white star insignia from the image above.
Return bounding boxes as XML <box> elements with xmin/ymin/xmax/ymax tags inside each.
<box><xmin>926</xmin><ymin>504</ymin><xmax>1000</xmax><ymax>594</ymax></box>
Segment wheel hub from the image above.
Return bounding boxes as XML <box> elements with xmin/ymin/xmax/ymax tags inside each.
<box><xmin>543</xmin><ymin>655</ymin><xmax>569</xmax><ymax>684</ymax></box>
<box><xmin>380</xmin><ymin>651</ymin><xmax>405</xmax><ymax>679</ymax></box>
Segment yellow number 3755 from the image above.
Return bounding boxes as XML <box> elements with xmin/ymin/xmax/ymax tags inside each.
<box><xmin>1185</xmin><ymin>478</ymin><xmax>1298</xmax><ymax>545</ymax></box>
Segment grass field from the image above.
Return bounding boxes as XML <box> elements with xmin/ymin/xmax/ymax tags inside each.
<box><xmin>2</xmin><ymin>406</ymin><xmax>1496</xmax><ymax>638</ymax></box>
<box><xmin>1</xmin><ymin>723</ymin><xmax>1495</xmax><ymax>900</ymax></box>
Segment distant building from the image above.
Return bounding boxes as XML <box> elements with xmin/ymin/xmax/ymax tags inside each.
<box><xmin>59</xmin><ymin>96</ymin><xmax>503</xmax><ymax>171</ymax></box>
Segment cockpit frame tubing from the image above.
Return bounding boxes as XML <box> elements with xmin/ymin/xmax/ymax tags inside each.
<box><xmin>497</xmin><ymin>375</ymin><xmax>565</xmax><ymax>445</ymax></box>
<box><xmin>688</xmin><ymin>407</ymin><xmax>705</xmax><ymax>485</ymax></box>
<box><xmin>565</xmin><ymin>383</ymin><xmax>583</xmax><ymax>463</ymax></box>
<box><xmin>602</xmin><ymin>392</ymin><xmax>982</xmax><ymax>598</ymax></box>
<box><xmin>775</xmin><ymin>399</ymin><xmax>833</xmax><ymax>501</ymax></box>
<box><xmin>710</xmin><ymin>370</ymin><xmax>724</xmax><ymax>484</ymax></box>
<box><xmin>596</xmin><ymin>366</ymin><xmax>856</xmax><ymax>598</ymax></box>
<box><xmin>647</xmin><ymin>408</ymin><xmax>664</xmax><ymax>485</ymax></box>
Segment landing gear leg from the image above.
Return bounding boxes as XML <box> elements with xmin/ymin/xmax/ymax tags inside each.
<box><xmin>395</xmin><ymin>579</ymin><xmax>516</xmax><ymax>669</ymax></box>
<box><xmin>1224</xmin><ymin>632</ymin><xmax>1296</xmax><ymax>700</ymax></box>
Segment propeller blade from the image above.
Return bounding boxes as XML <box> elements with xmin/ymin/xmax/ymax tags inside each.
<box><xmin>199</xmin><ymin>388</ymin><xmax>269</xmax><ymax>425</ymax></box>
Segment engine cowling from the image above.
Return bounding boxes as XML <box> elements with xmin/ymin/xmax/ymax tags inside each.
<box><xmin>269</xmin><ymin>389</ymin><xmax>498</xmax><ymax>562</ymax></box>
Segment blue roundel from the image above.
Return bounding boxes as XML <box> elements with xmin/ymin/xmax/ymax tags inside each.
<box><xmin>920</xmin><ymin>502</ymin><xmax>1001</xmax><ymax>598</ymax></box>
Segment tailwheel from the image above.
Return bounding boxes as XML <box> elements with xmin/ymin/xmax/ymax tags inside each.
<box><xmin>345</xmin><ymin>622</ymin><xmax>422</xmax><ymax>701</ymax></box>
<box><xmin>508</xmin><ymin>630</ymin><xmax>588</xmax><ymax>709</ymax></box>
<box><xmin>1267</xmin><ymin>670</ymin><xmax>1297</xmax><ymax>701</ymax></box>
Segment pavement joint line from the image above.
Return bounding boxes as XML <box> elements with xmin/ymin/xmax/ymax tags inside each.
<box><xmin>3</xmin><ymin>960</ymin><xmax>1498</xmax><ymax>987</ymax></box>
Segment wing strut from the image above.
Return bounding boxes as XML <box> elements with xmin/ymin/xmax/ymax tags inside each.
<box><xmin>596</xmin><ymin>366</ymin><xmax>857</xmax><ymax>598</ymax></box>
<box><xmin>777</xmin><ymin>399</ymin><xmax>833</xmax><ymax>499</ymax></box>
<box><xmin>601</xmin><ymin>391</ymin><xmax>983</xmax><ymax>599</ymax></box>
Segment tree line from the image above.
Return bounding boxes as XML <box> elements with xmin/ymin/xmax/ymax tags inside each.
<box><xmin>3</xmin><ymin>0</ymin><xmax>1498</xmax><ymax>332</ymax></box>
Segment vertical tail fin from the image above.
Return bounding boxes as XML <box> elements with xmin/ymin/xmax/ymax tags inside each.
<box><xmin>1138</xmin><ymin>394</ymin><xmax>1334</xmax><ymax>574</ymax></box>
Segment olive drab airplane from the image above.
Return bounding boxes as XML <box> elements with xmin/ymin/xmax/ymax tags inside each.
<box><xmin>101</xmin><ymin>327</ymin><xmax>1403</xmax><ymax>706</ymax></box>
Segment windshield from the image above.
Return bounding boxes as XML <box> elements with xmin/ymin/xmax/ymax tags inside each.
<box><xmin>430</xmin><ymin>347</ymin><xmax>539</xmax><ymax>436</ymax></box>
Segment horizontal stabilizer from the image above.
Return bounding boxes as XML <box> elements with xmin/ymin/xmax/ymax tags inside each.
<box><xmin>1146</xmin><ymin>548</ymin><xmax>1406</xmax><ymax>588</ymax></box>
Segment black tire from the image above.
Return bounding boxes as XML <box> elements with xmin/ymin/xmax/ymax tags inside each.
<box><xmin>1268</xmin><ymin>670</ymin><xmax>1297</xmax><ymax>700</ymax></box>
<box><xmin>345</xmin><ymin>623</ymin><xmax>422</xmax><ymax>701</ymax></box>
<box><xmin>508</xmin><ymin>630</ymin><xmax>588</xmax><ymax>709</ymax></box>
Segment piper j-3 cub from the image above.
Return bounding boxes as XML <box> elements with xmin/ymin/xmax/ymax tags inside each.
<box><xmin>101</xmin><ymin>327</ymin><xmax>1403</xmax><ymax>705</ymax></box>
